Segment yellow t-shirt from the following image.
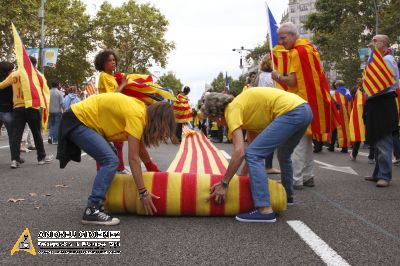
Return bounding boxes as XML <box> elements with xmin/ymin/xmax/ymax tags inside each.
<box><xmin>71</xmin><ymin>93</ymin><xmax>146</xmax><ymax>141</ymax></box>
<box><xmin>98</xmin><ymin>72</ymin><xmax>119</xmax><ymax>94</ymax></box>
<box><xmin>0</xmin><ymin>71</ymin><xmax>25</xmax><ymax>108</ymax></box>
<box><xmin>224</xmin><ymin>87</ymin><xmax>306</xmax><ymax>139</ymax></box>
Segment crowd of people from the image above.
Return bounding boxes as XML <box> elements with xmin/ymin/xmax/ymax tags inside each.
<box><xmin>1</xmin><ymin>22</ymin><xmax>399</xmax><ymax>225</ymax></box>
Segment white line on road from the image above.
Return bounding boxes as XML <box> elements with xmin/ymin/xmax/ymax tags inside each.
<box><xmin>220</xmin><ymin>150</ymin><xmax>231</xmax><ymax>160</ymax></box>
<box><xmin>314</xmin><ymin>160</ymin><xmax>358</xmax><ymax>175</ymax></box>
<box><xmin>287</xmin><ymin>220</ymin><xmax>350</xmax><ymax>266</ymax></box>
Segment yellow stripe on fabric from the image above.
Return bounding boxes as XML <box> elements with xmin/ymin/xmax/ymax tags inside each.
<box><xmin>182</xmin><ymin>135</ymin><xmax>193</xmax><ymax>173</ymax></box>
<box><xmin>224</xmin><ymin>175</ymin><xmax>240</xmax><ymax>215</ymax></box>
<box><xmin>167</xmin><ymin>137</ymin><xmax>186</xmax><ymax>172</ymax></box>
<box><xmin>166</xmin><ymin>172</ymin><xmax>182</xmax><ymax>215</ymax></box>
<box><xmin>104</xmin><ymin>174</ymin><xmax>127</xmax><ymax>213</ymax></box>
<box><xmin>193</xmin><ymin>134</ymin><xmax>205</xmax><ymax>174</ymax></box>
<box><xmin>136</xmin><ymin>172</ymin><xmax>154</xmax><ymax>215</ymax></box>
<box><xmin>123</xmin><ymin>174</ymin><xmax>138</xmax><ymax>213</ymax></box>
<box><xmin>202</xmin><ymin>138</ymin><xmax>220</xmax><ymax>174</ymax></box>
<box><xmin>196</xmin><ymin>174</ymin><xmax>211</xmax><ymax>216</ymax></box>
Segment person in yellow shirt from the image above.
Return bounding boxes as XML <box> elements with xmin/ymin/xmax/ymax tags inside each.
<box><xmin>57</xmin><ymin>93</ymin><xmax>178</xmax><ymax>225</ymax></box>
<box><xmin>203</xmin><ymin>88</ymin><xmax>312</xmax><ymax>223</ymax></box>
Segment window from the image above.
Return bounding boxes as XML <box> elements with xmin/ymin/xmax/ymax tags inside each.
<box><xmin>290</xmin><ymin>6</ymin><xmax>296</xmax><ymax>13</ymax></box>
<box><xmin>299</xmin><ymin>4</ymin><xmax>308</xmax><ymax>11</ymax></box>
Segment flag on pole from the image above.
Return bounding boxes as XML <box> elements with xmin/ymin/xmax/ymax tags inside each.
<box><xmin>362</xmin><ymin>48</ymin><xmax>395</xmax><ymax>97</ymax></box>
<box><xmin>85</xmin><ymin>77</ymin><xmax>97</xmax><ymax>97</ymax></box>
<box><xmin>11</xmin><ymin>23</ymin><xmax>50</xmax><ymax>132</ymax></box>
<box><xmin>225</xmin><ymin>72</ymin><xmax>229</xmax><ymax>93</ymax></box>
<box><xmin>265</xmin><ymin>2</ymin><xmax>279</xmax><ymax>49</ymax></box>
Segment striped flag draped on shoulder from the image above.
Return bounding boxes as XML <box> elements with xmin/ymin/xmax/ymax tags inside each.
<box><xmin>362</xmin><ymin>48</ymin><xmax>395</xmax><ymax>97</ymax></box>
<box><xmin>11</xmin><ymin>23</ymin><xmax>50</xmax><ymax>132</ymax></box>
<box><xmin>349</xmin><ymin>90</ymin><xmax>366</xmax><ymax>142</ymax></box>
<box><xmin>173</xmin><ymin>93</ymin><xmax>193</xmax><ymax>123</ymax></box>
<box><xmin>334</xmin><ymin>91</ymin><xmax>352</xmax><ymax>148</ymax></box>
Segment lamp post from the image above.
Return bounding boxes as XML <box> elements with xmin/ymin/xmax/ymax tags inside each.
<box><xmin>38</xmin><ymin>0</ymin><xmax>46</xmax><ymax>73</ymax></box>
<box><xmin>372</xmin><ymin>0</ymin><xmax>379</xmax><ymax>34</ymax></box>
<box><xmin>232</xmin><ymin>46</ymin><xmax>251</xmax><ymax>69</ymax></box>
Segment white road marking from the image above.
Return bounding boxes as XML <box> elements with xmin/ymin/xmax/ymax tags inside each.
<box><xmin>220</xmin><ymin>150</ymin><xmax>231</xmax><ymax>160</ymax></box>
<box><xmin>314</xmin><ymin>160</ymin><xmax>358</xmax><ymax>175</ymax></box>
<box><xmin>287</xmin><ymin>220</ymin><xmax>351</xmax><ymax>266</ymax></box>
<box><xmin>81</xmin><ymin>153</ymin><xmax>87</xmax><ymax>157</ymax></box>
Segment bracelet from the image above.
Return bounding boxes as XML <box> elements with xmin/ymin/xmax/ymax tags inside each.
<box><xmin>138</xmin><ymin>190</ymin><xmax>149</xmax><ymax>200</ymax></box>
<box><xmin>137</xmin><ymin>187</ymin><xmax>146</xmax><ymax>191</ymax></box>
<box><xmin>220</xmin><ymin>180</ymin><xmax>229</xmax><ymax>188</ymax></box>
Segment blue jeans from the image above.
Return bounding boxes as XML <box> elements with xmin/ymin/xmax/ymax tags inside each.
<box><xmin>245</xmin><ymin>104</ymin><xmax>313</xmax><ymax>208</ymax></box>
<box><xmin>0</xmin><ymin>111</ymin><xmax>14</xmax><ymax>158</ymax></box>
<box><xmin>68</xmin><ymin>124</ymin><xmax>119</xmax><ymax>208</ymax></box>
<box><xmin>372</xmin><ymin>134</ymin><xmax>393</xmax><ymax>181</ymax></box>
<box><xmin>49</xmin><ymin>112</ymin><xmax>61</xmax><ymax>142</ymax></box>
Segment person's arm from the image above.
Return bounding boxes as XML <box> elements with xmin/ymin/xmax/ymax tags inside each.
<box><xmin>139</xmin><ymin>139</ymin><xmax>160</xmax><ymax>172</ymax></box>
<box><xmin>127</xmin><ymin>135</ymin><xmax>159</xmax><ymax>215</ymax></box>
<box><xmin>207</xmin><ymin>128</ymin><xmax>245</xmax><ymax>204</ymax></box>
<box><xmin>271</xmin><ymin>71</ymin><xmax>297</xmax><ymax>87</ymax></box>
<box><xmin>0</xmin><ymin>74</ymin><xmax>13</xmax><ymax>90</ymax></box>
<box><xmin>115</xmin><ymin>74</ymin><xmax>128</xmax><ymax>93</ymax></box>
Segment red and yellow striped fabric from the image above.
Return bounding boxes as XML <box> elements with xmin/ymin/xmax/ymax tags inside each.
<box><xmin>115</xmin><ymin>73</ymin><xmax>175</xmax><ymax>105</ymax></box>
<box><xmin>173</xmin><ymin>93</ymin><xmax>193</xmax><ymax>123</ymax></box>
<box><xmin>349</xmin><ymin>90</ymin><xmax>366</xmax><ymax>142</ymax></box>
<box><xmin>104</xmin><ymin>132</ymin><xmax>287</xmax><ymax>215</ymax></box>
<box><xmin>290</xmin><ymin>39</ymin><xmax>339</xmax><ymax>136</ymax></box>
<box><xmin>362</xmin><ymin>48</ymin><xmax>395</xmax><ymax>97</ymax></box>
<box><xmin>273</xmin><ymin>44</ymin><xmax>289</xmax><ymax>91</ymax></box>
<box><xmin>12</xmin><ymin>23</ymin><xmax>50</xmax><ymax>132</ymax></box>
<box><xmin>334</xmin><ymin>91</ymin><xmax>352</xmax><ymax>148</ymax></box>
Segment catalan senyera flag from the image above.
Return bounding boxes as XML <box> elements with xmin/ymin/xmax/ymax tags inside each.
<box><xmin>349</xmin><ymin>89</ymin><xmax>366</xmax><ymax>142</ymax></box>
<box><xmin>273</xmin><ymin>45</ymin><xmax>289</xmax><ymax>91</ymax></box>
<box><xmin>104</xmin><ymin>132</ymin><xmax>287</xmax><ymax>215</ymax></box>
<box><xmin>12</xmin><ymin>23</ymin><xmax>50</xmax><ymax>132</ymax></box>
<box><xmin>290</xmin><ymin>39</ymin><xmax>339</xmax><ymax>136</ymax></box>
<box><xmin>85</xmin><ymin>77</ymin><xmax>97</xmax><ymax>97</ymax></box>
<box><xmin>115</xmin><ymin>73</ymin><xmax>175</xmax><ymax>105</ymax></box>
<box><xmin>173</xmin><ymin>92</ymin><xmax>193</xmax><ymax>123</ymax></box>
<box><xmin>334</xmin><ymin>91</ymin><xmax>352</xmax><ymax>148</ymax></box>
<box><xmin>362</xmin><ymin>48</ymin><xmax>395</xmax><ymax>97</ymax></box>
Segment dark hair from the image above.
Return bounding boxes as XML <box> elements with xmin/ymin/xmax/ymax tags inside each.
<box><xmin>183</xmin><ymin>86</ymin><xmax>190</xmax><ymax>95</ymax></box>
<box><xmin>249</xmin><ymin>71</ymin><xmax>257</xmax><ymax>77</ymax></box>
<box><xmin>0</xmin><ymin>62</ymin><xmax>14</xmax><ymax>80</ymax></box>
<box><xmin>29</xmin><ymin>56</ymin><xmax>37</xmax><ymax>67</ymax></box>
<box><xmin>94</xmin><ymin>49</ymin><xmax>118</xmax><ymax>71</ymax></box>
<box><xmin>51</xmin><ymin>81</ymin><xmax>59</xmax><ymax>88</ymax></box>
<box><xmin>143</xmin><ymin>102</ymin><xmax>178</xmax><ymax>147</ymax></box>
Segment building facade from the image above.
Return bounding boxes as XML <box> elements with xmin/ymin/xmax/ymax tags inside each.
<box><xmin>281</xmin><ymin>0</ymin><xmax>316</xmax><ymax>39</ymax></box>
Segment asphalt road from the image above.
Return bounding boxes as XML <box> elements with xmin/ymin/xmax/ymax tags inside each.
<box><xmin>0</xmin><ymin>131</ymin><xmax>399</xmax><ymax>265</ymax></box>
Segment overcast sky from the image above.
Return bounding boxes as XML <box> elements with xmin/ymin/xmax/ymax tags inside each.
<box><xmin>82</xmin><ymin>0</ymin><xmax>289</xmax><ymax>104</ymax></box>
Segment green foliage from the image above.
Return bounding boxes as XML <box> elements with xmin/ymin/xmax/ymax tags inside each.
<box><xmin>157</xmin><ymin>72</ymin><xmax>183</xmax><ymax>95</ymax></box>
<box><xmin>94</xmin><ymin>0</ymin><xmax>175</xmax><ymax>73</ymax></box>
<box><xmin>210</xmin><ymin>72</ymin><xmax>244</xmax><ymax>97</ymax></box>
<box><xmin>304</xmin><ymin>0</ymin><xmax>394</xmax><ymax>87</ymax></box>
<box><xmin>245</xmin><ymin>36</ymin><xmax>271</xmax><ymax>63</ymax></box>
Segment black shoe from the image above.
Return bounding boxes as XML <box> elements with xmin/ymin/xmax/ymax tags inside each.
<box><xmin>303</xmin><ymin>178</ymin><xmax>315</xmax><ymax>187</ymax></box>
<box><xmin>48</xmin><ymin>138</ymin><xmax>52</xmax><ymax>144</ymax></box>
<box><xmin>211</xmin><ymin>138</ymin><xmax>222</xmax><ymax>143</ymax></box>
<box><xmin>81</xmin><ymin>206</ymin><xmax>120</xmax><ymax>225</ymax></box>
<box><xmin>341</xmin><ymin>148</ymin><xmax>348</xmax><ymax>153</ymax></box>
<box><xmin>287</xmin><ymin>197</ymin><xmax>294</xmax><ymax>206</ymax></box>
<box><xmin>327</xmin><ymin>147</ymin><xmax>334</xmax><ymax>152</ymax></box>
<box><xmin>17</xmin><ymin>158</ymin><xmax>25</xmax><ymax>164</ymax></box>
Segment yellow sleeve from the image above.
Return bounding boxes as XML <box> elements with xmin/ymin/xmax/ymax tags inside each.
<box><xmin>0</xmin><ymin>74</ymin><xmax>13</xmax><ymax>90</ymax></box>
<box><xmin>226</xmin><ymin>104</ymin><xmax>244</xmax><ymax>139</ymax></box>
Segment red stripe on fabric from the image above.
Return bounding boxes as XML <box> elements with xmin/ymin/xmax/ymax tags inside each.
<box><xmin>370</xmin><ymin>63</ymin><xmax>391</xmax><ymax>87</ymax></box>
<box><xmin>209</xmin><ymin>174</ymin><xmax>225</xmax><ymax>216</ymax></box>
<box><xmin>239</xmin><ymin>175</ymin><xmax>253</xmax><ymax>213</ymax></box>
<box><xmin>196</xmin><ymin>133</ymin><xmax>212</xmax><ymax>174</ymax></box>
<box><xmin>200</xmin><ymin>133</ymin><xmax>226</xmax><ymax>174</ymax></box>
<box><xmin>296</xmin><ymin>45</ymin><xmax>321</xmax><ymax>134</ymax></box>
<box><xmin>174</xmin><ymin>137</ymin><xmax>189</xmax><ymax>172</ymax></box>
<box><xmin>151</xmin><ymin>172</ymin><xmax>168</xmax><ymax>216</ymax></box>
<box><xmin>375</xmin><ymin>52</ymin><xmax>394</xmax><ymax>77</ymax></box>
<box><xmin>180</xmin><ymin>173</ymin><xmax>197</xmax><ymax>215</ymax></box>
<box><xmin>34</xmin><ymin>68</ymin><xmax>48</xmax><ymax>109</ymax></box>
<box><xmin>189</xmin><ymin>136</ymin><xmax>197</xmax><ymax>173</ymax></box>
<box><xmin>371</xmin><ymin>60</ymin><xmax>393</xmax><ymax>85</ymax></box>
<box><xmin>362</xmin><ymin>76</ymin><xmax>375</xmax><ymax>96</ymax></box>
<box><xmin>22</xmin><ymin>49</ymin><xmax>40</xmax><ymax>107</ymax></box>
<box><xmin>176</xmin><ymin>113</ymin><xmax>193</xmax><ymax>120</ymax></box>
<box><xmin>173</xmin><ymin>105</ymin><xmax>191</xmax><ymax>111</ymax></box>
<box><xmin>365</xmin><ymin>70</ymin><xmax>383</xmax><ymax>94</ymax></box>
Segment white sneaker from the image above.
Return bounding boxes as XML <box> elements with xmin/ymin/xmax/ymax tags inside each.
<box><xmin>10</xmin><ymin>160</ymin><xmax>20</xmax><ymax>169</ymax></box>
<box><xmin>117</xmin><ymin>168</ymin><xmax>131</xmax><ymax>175</ymax></box>
<box><xmin>38</xmin><ymin>155</ymin><xmax>54</xmax><ymax>165</ymax></box>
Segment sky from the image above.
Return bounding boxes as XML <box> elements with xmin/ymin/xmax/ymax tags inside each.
<box><xmin>82</xmin><ymin>0</ymin><xmax>289</xmax><ymax>104</ymax></box>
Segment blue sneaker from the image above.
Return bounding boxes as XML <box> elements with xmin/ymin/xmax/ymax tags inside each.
<box><xmin>287</xmin><ymin>197</ymin><xmax>294</xmax><ymax>206</ymax></box>
<box><xmin>235</xmin><ymin>210</ymin><xmax>276</xmax><ymax>223</ymax></box>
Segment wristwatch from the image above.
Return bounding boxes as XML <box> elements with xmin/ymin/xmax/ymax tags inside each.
<box><xmin>220</xmin><ymin>180</ymin><xmax>229</xmax><ymax>188</ymax></box>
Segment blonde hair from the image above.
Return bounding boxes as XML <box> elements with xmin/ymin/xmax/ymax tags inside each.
<box><xmin>143</xmin><ymin>102</ymin><xmax>178</xmax><ymax>147</ymax></box>
<box><xmin>201</xmin><ymin>92</ymin><xmax>234</xmax><ymax>118</ymax></box>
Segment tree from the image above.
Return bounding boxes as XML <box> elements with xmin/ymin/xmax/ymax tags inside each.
<box><xmin>0</xmin><ymin>0</ymin><xmax>94</xmax><ymax>86</ymax></box>
<box><xmin>245</xmin><ymin>36</ymin><xmax>271</xmax><ymax>63</ymax></box>
<box><xmin>210</xmin><ymin>72</ymin><xmax>243</xmax><ymax>96</ymax></box>
<box><xmin>94</xmin><ymin>0</ymin><xmax>175</xmax><ymax>73</ymax></box>
<box><xmin>304</xmin><ymin>0</ymin><xmax>390</xmax><ymax>87</ymax></box>
<box><xmin>157</xmin><ymin>72</ymin><xmax>183</xmax><ymax>95</ymax></box>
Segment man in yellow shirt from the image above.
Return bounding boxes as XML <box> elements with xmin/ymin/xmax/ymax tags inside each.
<box><xmin>203</xmin><ymin>88</ymin><xmax>312</xmax><ymax>223</ymax></box>
<box><xmin>0</xmin><ymin>56</ymin><xmax>52</xmax><ymax>168</ymax></box>
<box><xmin>57</xmin><ymin>93</ymin><xmax>178</xmax><ymax>225</ymax></box>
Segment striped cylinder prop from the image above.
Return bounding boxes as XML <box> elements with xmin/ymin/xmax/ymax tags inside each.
<box><xmin>104</xmin><ymin>173</ymin><xmax>287</xmax><ymax>216</ymax></box>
